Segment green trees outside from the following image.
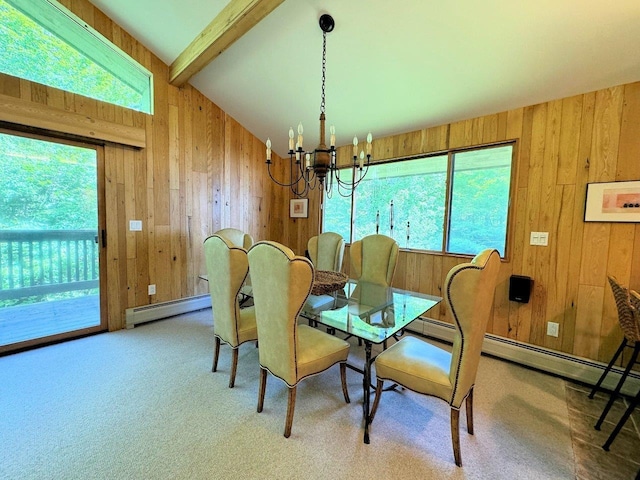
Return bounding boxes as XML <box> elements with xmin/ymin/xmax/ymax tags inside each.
<box><xmin>0</xmin><ymin>1</ymin><xmax>144</xmax><ymax>112</ymax></box>
<box><xmin>0</xmin><ymin>133</ymin><xmax>98</xmax><ymax>307</ymax></box>
<box><xmin>323</xmin><ymin>145</ymin><xmax>513</xmax><ymax>256</ymax></box>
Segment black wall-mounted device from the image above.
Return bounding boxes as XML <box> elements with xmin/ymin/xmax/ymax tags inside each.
<box><xmin>509</xmin><ymin>275</ymin><xmax>533</xmax><ymax>303</ymax></box>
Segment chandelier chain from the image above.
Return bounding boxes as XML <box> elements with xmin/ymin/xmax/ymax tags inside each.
<box><xmin>321</xmin><ymin>31</ymin><xmax>326</xmax><ymax>115</ymax></box>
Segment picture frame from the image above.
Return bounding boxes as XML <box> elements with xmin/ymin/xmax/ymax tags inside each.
<box><xmin>584</xmin><ymin>181</ymin><xmax>640</xmax><ymax>222</ymax></box>
<box><xmin>289</xmin><ymin>198</ymin><xmax>309</xmax><ymax>218</ymax></box>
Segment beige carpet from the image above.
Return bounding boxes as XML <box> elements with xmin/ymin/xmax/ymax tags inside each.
<box><xmin>0</xmin><ymin>309</ymin><xmax>576</xmax><ymax>479</ymax></box>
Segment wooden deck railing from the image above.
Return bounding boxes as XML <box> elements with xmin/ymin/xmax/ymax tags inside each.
<box><xmin>0</xmin><ymin>230</ymin><xmax>99</xmax><ymax>301</ymax></box>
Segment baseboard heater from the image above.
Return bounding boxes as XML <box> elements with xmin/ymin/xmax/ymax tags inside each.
<box><xmin>125</xmin><ymin>294</ymin><xmax>212</xmax><ymax>329</ymax></box>
<box><xmin>409</xmin><ymin>317</ymin><xmax>640</xmax><ymax>397</ymax></box>
<box><xmin>124</xmin><ymin>297</ymin><xmax>639</xmax><ymax>395</ymax></box>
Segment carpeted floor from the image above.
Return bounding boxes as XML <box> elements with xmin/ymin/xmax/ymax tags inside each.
<box><xmin>0</xmin><ymin>309</ymin><xmax>634</xmax><ymax>479</ymax></box>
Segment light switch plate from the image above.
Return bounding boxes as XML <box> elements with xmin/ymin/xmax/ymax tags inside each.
<box><xmin>530</xmin><ymin>231</ymin><xmax>549</xmax><ymax>246</ymax></box>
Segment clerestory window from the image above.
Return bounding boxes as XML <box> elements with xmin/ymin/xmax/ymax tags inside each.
<box><xmin>0</xmin><ymin>0</ymin><xmax>153</xmax><ymax>114</ymax></box>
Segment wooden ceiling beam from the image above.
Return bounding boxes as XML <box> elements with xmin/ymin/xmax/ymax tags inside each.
<box><xmin>169</xmin><ymin>0</ymin><xmax>284</xmax><ymax>87</ymax></box>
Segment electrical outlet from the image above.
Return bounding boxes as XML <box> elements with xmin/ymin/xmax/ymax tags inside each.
<box><xmin>148</xmin><ymin>284</ymin><xmax>156</xmax><ymax>295</ymax></box>
<box><xmin>129</xmin><ymin>220</ymin><xmax>142</xmax><ymax>231</ymax></box>
<box><xmin>547</xmin><ymin>321</ymin><xmax>559</xmax><ymax>337</ymax></box>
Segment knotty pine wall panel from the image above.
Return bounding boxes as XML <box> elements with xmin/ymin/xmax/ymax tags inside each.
<box><xmin>329</xmin><ymin>82</ymin><xmax>640</xmax><ymax>366</ymax></box>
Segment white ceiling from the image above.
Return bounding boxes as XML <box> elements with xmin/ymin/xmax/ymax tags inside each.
<box><xmin>89</xmin><ymin>0</ymin><xmax>640</xmax><ymax>157</ymax></box>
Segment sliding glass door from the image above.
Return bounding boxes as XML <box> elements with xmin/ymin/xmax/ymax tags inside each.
<box><xmin>0</xmin><ymin>130</ymin><xmax>106</xmax><ymax>353</ymax></box>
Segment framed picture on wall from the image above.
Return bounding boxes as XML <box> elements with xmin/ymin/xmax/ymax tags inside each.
<box><xmin>584</xmin><ymin>181</ymin><xmax>640</xmax><ymax>222</ymax></box>
<box><xmin>290</xmin><ymin>198</ymin><xmax>309</xmax><ymax>218</ymax></box>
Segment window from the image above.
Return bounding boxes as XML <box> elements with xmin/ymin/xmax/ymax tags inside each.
<box><xmin>0</xmin><ymin>0</ymin><xmax>153</xmax><ymax>114</ymax></box>
<box><xmin>323</xmin><ymin>143</ymin><xmax>514</xmax><ymax>257</ymax></box>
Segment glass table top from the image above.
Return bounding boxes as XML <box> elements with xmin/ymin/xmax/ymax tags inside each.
<box><xmin>301</xmin><ymin>280</ymin><xmax>442</xmax><ymax>344</ymax></box>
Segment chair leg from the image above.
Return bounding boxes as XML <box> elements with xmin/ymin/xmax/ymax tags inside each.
<box><xmin>595</xmin><ymin>343</ymin><xmax>640</xmax><ymax>430</ymax></box>
<box><xmin>257</xmin><ymin>368</ymin><xmax>267</xmax><ymax>413</ymax></box>
<box><xmin>451</xmin><ymin>408</ymin><xmax>462</xmax><ymax>467</ymax></box>
<box><xmin>589</xmin><ymin>338</ymin><xmax>627</xmax><ymax>399</ymax></box>
<box><xmin>370</xmin><ymin>379</ymin><xmax>384</xmax><ymax>422</ymax></box>
<box><xmin>284</xmin><ymin>386</ymin><xmax>297</xmax><ymax>438</ymax></box>
<box><xmin>228</xmin><ymin>348</ymin><xmax>238</xmax><ymax>388</ymax></box>
<box><xmin>603</xmin><ymin>388</ymin><xmax>640</xmax><ymax>451</ymax></box>
<box><xmin>212</xmin><ymin>337</ymin><xmax>221</xmax><ymax>372</ymax></box>
<box><xmin>340</xmin><ymin>363</ymin><xmax>350</xmax><ymax>404</ymax></box>
<box><xmin>466</xmin><ymin>387</ymin><xmax>474</xmax><ymax>435</ymax></box>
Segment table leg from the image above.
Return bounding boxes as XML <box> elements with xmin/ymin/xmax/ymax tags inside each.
<box><xmin>363</xmin><ymin>340</ymin><xmax>372</xmax><ymax>444</ymax></box>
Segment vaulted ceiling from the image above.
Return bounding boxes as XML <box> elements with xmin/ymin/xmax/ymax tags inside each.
<box><xmin>88</xmin><ymin>0</ymin><xmax>640</xmax><ymax>156</ymax></box>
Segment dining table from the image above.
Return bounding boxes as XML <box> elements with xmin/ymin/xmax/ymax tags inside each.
<box><xmin>301</xmin><ymin>279</ymin><xmax>442</xmax><ymax>444</ymax></box>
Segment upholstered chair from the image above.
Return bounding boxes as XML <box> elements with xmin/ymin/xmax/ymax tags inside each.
<box><xmin>589</xmin><ymin>276</ymin><xmax>640</xmax><ymax>430</ymax></box>
<box><xmin>349</xmin><ymin>234</ymin><xmax>399</xmax><ymax>287</ymax></box>
<box><xmin>307</xmin><ymin>232</ymin><xmax>345</xmax><ymax>272</ymax></box>
<box><xmin>370</xmin><ymin>249</ymin><xmax>501</xmax><ymax>467</ymax></box>
<box><xmin>247</xmin><ymin>240</ymin><xmax>351</xmax><ymax>438</ymax></box>
<box><xmin>203</xmin><ymin>234</ymin><xmax>257</xmax><ymax>388</ymax></box>
<box><xmin>214</xmin><ymin>228</ymin><xmax>254</xmax><ymax>297</ymax></box>
<box><xmin>214</xmin><ymin>228</ymin><xmax>254</xmax><ymax>250</ymax></box>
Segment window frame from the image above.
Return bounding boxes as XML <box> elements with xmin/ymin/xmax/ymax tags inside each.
<box><xmin>321</xmin><ymin>140</ymin><xmax>517</xmax><ymax>260</ymax></box>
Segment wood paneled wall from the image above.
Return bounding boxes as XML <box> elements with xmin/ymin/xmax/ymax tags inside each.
<box><xmin>330</xmin><ymin>83</ymin><xmax>640</xmax><ymax>365</ymax></box>
<box><xmin>2</xmin><ymin>0</ymin><xmax>639</xmax><ymax>366</ymax></box>
<box><xmin>0</xmin><ymin>0</ymin><xmax>299</xmax><ymax>331</ymax></box>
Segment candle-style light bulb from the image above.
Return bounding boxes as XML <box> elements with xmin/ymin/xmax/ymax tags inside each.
<box><xmin>359</xmin><ymin>150</ymin><xmax>365</xmax><ymax>170</ymax></box>
<box><xmin>305</xmin><ymin>153</ymin><xmax>311</xmax><ymax>169</ymax></box>
<box><xmin>330</xmin><ymin>125</ymin><xmax>336</xmax><ymax>147</ymax></box>
<box><xmin>295</xmin><ymin>142</ymin><xmax>300</xmax><ymax>161</ymax></box>
<box><xmin>353</xmin><ymin>136</ymin><xmax>358</xmax><ymax>158</ymax></box>
<box><xmin>288</xmin><ymin>127</ymin><xmax>294</xmax><ymax>151</ymax></box>
<box><xmin>366</xmin><ymin>132</ymin><xmax>373</xmax><ymax>156</ymax></box>
<box><xmin>297</xmin><ymin>123</ymin><xmax>303</xmax><ymax>150</ymax></box>
<box><xmin>266</xmin><ymin>138</ymin><xmax>271</xmax><ymax>160</ymax></box>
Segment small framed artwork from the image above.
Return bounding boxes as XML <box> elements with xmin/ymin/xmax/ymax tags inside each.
<box><xmin>584</xmin><ymin>181</ymin><xmax>640</xmax><ymax>222</ymax></box>
<box><xmin>290</xmin><ymin>198</ymin><xmax>309</xmax><ymax>218</ymax></box>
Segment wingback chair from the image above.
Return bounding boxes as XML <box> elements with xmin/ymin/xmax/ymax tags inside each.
<box><xmin>370</xmin><ymin>249</ymin><xmax>501</xmax><ymax>467</ymax></box>
<box><xmin>349</xmin><ymin>234</ymin><xmax>399</xmax><ymax>286</ymax></box>
<box><xmin>214</xmin><ymin>228</ymin><xmax>254</xmax><ymax>297</ymax></box>
<box><xmin>203</xmin><ymin>234</ymin><xmax>257</xmax><ymax>388</ymax></box>
<box><xmin>214</xmin><ymin>228</ymin><xmax>254</xmax><ymax>250</ymax></box>
<box><xmin>589</xmin><ymin>276</ymin><xmax>640</xmax><ymax>430</ymax></box>
<box><xmin>307</xmin><ymin>232</ymin><xmax>345</xmax><ymax>272</ymax></box>
<box><xmin>247</xmin><ymin>241</ymin><xmax>351</xmax><ymax>438</ymax></box>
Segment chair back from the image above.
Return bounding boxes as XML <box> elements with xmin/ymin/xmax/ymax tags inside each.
<box><xmin>447</xmin><ymin>249</ymin><xmax>500</xmax><ymax>407</ymax></box>
<box><xmin>214</xmin><ymin>228</ymin><xmax>254</xmax><ymax>250</ymax></box>
<box><xmin>609</xmin><ymin>276</ymin><xmax>640</xmax><ymax>342</ymax></box>
<box><xmin>630</xmin><ymin>290</ymin><xmax>640</xmax><ymax>334</ymax></box>
<box><xmin>248</xmin><ymin>241</ymin><xmax>314</xmax><ymax>386</ymax></box>
<box><xmin>349</xmin><ymin>234</ymin><xmax>399</xmax><ymax>286</ymax></box>
<box><xmin>203</xmin><ymin>234</ymin><xmax>250</xmax><ymax>346</ymax></box>
<box><xmin>308</xmin><ymin>232</ymin><xmax>345</xmax><ymax>272</ymax></box>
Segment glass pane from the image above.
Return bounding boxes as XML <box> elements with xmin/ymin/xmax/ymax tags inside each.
<box><xmin>0</xmin><ymin>133</ymin><xmax>101</xmax><ymax>348</ymax></box>
<box><xmin>322</xmin><ymin>168</ymin><xmax>353</xmax><ymax>242</ymax></box>
<box><xmin>0</xmin><ymin>0</ymin><xmax>153</xmax><ymax>114</ymax></box>
<box><xmin>353</xmin><ymin>156</ymin><xmax>447</xmax><ymax>250</ymax></box>
<box><xmin>448</xmin><ymin>145</ymin><xmax>513</xmax><ymax>256</ymax></box>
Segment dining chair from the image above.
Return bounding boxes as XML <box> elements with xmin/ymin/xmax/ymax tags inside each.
<box><xmin>214</xmin><ymin>228</ymin><xmax>254</xmax><ymax>299</ymax></box>
<box><xmin>589</xmin><ymin>276</ymin><xmax>640</xmax><ymax>430</ymax></box>
<box><xmin>370</xmin><ymin>249</ymin><xmax>501</xmax><ymax>467</ymax></box>
<box><xmin>349</xmin><ymin>234</ymin><xmax>399</xmax><ymax>287</ymax></box>
<box><xmin>602</xmin><ymin>289</ymin><xmax>640</xmax><ymax>451</ymax></box>
<box><xmin>247</xmin><ymin>240</ymin><xmax>351</xmax><ymax>438</ymax></box>
<box><xmin>203</xmin><ymin>234</ymin><xmax>257</xmax><ymax>388</ymax></box>
<box><xmin>307</xmin><ymin>232</ymin><xmax>345</xmax><ymax>272</ymax></box>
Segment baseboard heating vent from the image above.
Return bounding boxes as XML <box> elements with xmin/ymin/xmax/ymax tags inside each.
<box><xmin>409</xmin><ymin>317</ymin><xmax>640</xmax><ymax>397</ymax></box>
<box><xmin>125</xmin><ymin>294</ymin><xmax>212</xmax><ymax>329</ymax></box>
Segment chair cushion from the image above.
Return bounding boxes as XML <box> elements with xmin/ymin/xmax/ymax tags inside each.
<box><xmin>296</xmin><ymin>324</ymin><xmax>349</xmax><ymax>380</ymax></box>
<box><xmin>237</xmin><ymin>306</ymin><xmax>257</xmax><ymax>345</ymax></box>
<box><xmin>375</xmin><ymin>336</ymin><xmax>453</xmax><ymax>402</ymax></box>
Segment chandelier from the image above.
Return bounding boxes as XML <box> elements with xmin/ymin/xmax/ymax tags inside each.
<box><xmin>265</xmin><ymin>14</ymin><xmax>372</xmax><ymax>198</ymax></box>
